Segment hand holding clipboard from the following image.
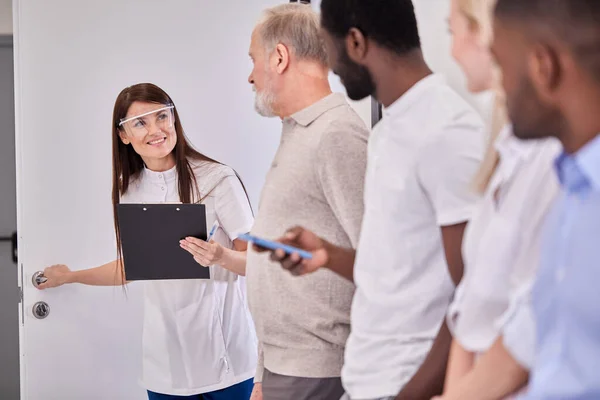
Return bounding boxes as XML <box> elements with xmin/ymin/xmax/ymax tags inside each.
<box><xmin>179</xmin><ymin>220</ymin><xmax>224</xmax><ymax>267</ymax></box>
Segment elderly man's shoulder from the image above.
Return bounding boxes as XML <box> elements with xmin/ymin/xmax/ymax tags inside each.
<box><xmin>318</xmin><ymin>100</ymin><xmax>370</xmax><ymax>147</ymax></box>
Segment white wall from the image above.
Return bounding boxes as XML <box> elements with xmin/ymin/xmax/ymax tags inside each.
<box><xmin>0</xmin><ymin>0</ymin><xmax>12</xmax><ymax>34</ymax></box>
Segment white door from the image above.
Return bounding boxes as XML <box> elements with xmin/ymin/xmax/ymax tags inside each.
<box><xmin>14</xmin><ymin>1</ymin><xmax>373</xmax><ymax>399</ymax></box>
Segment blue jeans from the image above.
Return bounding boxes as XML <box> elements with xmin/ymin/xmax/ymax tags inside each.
<box><xmin>147</xmin><ymin>379</ymin><xmax>254</xmax><ymax>400</ymax></box>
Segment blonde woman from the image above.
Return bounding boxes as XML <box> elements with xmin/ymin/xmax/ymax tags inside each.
<box><xmin>434</xmin><ymin>0</ymin><xmax>562</xmax><ymax>399</ymax></box>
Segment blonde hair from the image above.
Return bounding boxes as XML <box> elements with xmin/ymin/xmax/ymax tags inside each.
<box><xmin>256</xmin><ymin>3</ymin><xmax>328</xmax><ymax>67</ymax></box>
<box><xmin>458</xmin><ymin>0</ymin><xmax>495</xmax><ymax>42</ymax></box>
<box><xmin>458</xmin><ymin>0</ymin><xmax>507</xmax><ymax>193</ymax></box>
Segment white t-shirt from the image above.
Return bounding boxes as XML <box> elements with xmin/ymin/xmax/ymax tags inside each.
<box><xmin>343</xmin><ymin>74</ymin><xmax>485</xmax><ymax>399</ymax></box>
<box><xmin>447</xmin><ymin>127</ymin><xmax>560</xmax><ymax>367</ymax></box>
<box><xmin>120</xmin><ymin>159</ymin><xmax>257</xmax><ymax>396</ymax></box>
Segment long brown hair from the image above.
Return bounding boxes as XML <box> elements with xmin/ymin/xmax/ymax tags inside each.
<box><xmin>111</xmin><ymin>83</ymin><xmax>250</xmax><ymax>282</ymax></box>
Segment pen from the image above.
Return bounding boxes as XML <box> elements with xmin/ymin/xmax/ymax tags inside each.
<box><xmin>207</xmin><ymin>220</ymin><xmax>219</xmax><ymax>242</ymax></box>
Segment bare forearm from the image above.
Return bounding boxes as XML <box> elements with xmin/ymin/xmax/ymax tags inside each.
<box><xmin>395</xmin><ymin>321</ymin><xmax>452</xmax><ymax>400</ymax></box>
<box><xmin>444</xmin><ymin>339</ymin><xmax>475</xmax><ymax>393</ymax></box>
<box><xmin>68</xmin><ymin>260</ymin><xmax>125</xmax><ymax>286</ymax></box>
<box><xmin>445</xmin><ymin>336</ymin><xmax>529</xmax><ymax>400</ymax></box>
<box><xmin>219</xmin><ymin>248</ymin><xmax>248</xmax><ymax>276</ymax></box>
<box><xmin>323</xmin><ymin>241</ymin><xmax>356</xmax><ymax>282</ymax></box>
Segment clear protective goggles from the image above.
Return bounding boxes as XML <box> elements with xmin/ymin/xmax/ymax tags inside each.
<box><xmin>118</xmin><ymin>104</ymin><xmax>175</xmax><ymax>137</ymax></box>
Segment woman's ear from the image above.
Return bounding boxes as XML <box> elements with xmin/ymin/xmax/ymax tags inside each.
<box><xmin>118</xmin><ymin>129</ymin><xmax>130</xmax><ymax>145</ymax></box>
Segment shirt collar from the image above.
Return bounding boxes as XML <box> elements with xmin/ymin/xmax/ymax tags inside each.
<box><xmin>143</xmin><ymin>164</ymin><xmax>177</xmax><ymax>184</ymax></box>
<box><xmin>487</xmin><ymin>125</ymin><xmax>533</xmax><ymax>196</ymax></box>
<box><xmin>383</xmin><ymin>74</ymin><xmax>443</xmax><ymax>118</ymax></box>
<box><xmin>288</xmin><ymin>93</ymin><xmax>347</xmax><ymax>127</ymax></box>
<box><xmin>575</xmin><ymin>134</ymin><xmax>600</xmax><ymax>190</ymax></box>
<box><xmin>494</xmin><ymin>124</ymin><xmax>537</xmax><ymax>163</ymax></box>
<box><xmin>555</xmin><ymin>134</ymin><xmax>600</xmax><ymax>192</ymax></box>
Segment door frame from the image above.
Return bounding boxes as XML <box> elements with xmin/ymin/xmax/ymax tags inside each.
<box><xmin>0</xmin><ymin>35</ymin><xmax>12</xmax><ymax>48</ymax></box>
<box><xmin>12</xmin><ymin>2</ymin><xmax>28</xmax><ymax>394</ymax></box>
<box><xmin>0</xmin><ymin>32</ymin><xmax>21</xmax><ymax>400</ymax></box>
<box><xmin>0</xmin><ymin>34</ymin><xmax>18</xmax><ymax>267</ymax></box>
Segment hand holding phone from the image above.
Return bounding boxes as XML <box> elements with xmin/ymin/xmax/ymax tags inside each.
<box><xmin>237</xmin><ymin>233</ymin><xmax>313</xmax><ymax>260</ymax></box>
<box><xmin>239</xmin><ymin>228</ymin><xmax>332</xmax><ymax>276</ymax></box>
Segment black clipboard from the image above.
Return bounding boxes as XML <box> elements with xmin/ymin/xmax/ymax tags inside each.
<box><xmin>117</xmin><ymin>203</ymin><xmax>210</xmax><ymax>281</ymax></box>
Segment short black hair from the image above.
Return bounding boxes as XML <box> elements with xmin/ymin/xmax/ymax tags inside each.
<box><xmin>495</xmin><ymin>0</ymin><xmax>600</xmax><ymax>30</ymax></box>
<box><xmin>496</xmin><ymin>0</ymin><xmax>600</xmax><ymax>80</ymax></box>
<box><xmin>320</xmin><ymin>0</ymin><xmax>421</xmax><ymax>56</ymax></box>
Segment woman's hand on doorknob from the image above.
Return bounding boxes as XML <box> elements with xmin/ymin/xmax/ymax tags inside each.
<box><xmin>37</xmin><ymin>264</ymin><xmax>72</xmax><ymax>289</ymax></box>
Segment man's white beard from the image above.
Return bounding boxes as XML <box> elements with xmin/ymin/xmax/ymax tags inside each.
<box><xmin>253</xmin><ymin>85</ymin><xmax>277</xmax><ymax>118</ymax></box>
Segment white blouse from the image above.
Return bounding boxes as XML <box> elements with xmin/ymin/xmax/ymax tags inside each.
<box><xmin>121</xmin><ymin>159</ymin><xmax>257</xmax><ymax>396</ymax></box>
<box><xmin>447</xmin><ymin>126</ymin><xmax>560</xmax><ymax>366</ymax></box>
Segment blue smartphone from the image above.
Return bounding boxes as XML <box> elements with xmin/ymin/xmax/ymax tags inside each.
<box><xmin>237</xmin><ymin>233</ymin><xmax>313</xmax><ymax>260</ymax></box>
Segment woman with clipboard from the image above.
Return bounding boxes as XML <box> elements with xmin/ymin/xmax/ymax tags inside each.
<box><xmin>38</xmin><ymin>83</ymin><xmax>257</xmax><ymax>400</ymax></box>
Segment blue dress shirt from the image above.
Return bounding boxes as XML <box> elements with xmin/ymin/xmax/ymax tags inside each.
<box><xmin>523</xmin><ymin>134</ymin><xmax>600</xmax><ymax>399</ymax></box>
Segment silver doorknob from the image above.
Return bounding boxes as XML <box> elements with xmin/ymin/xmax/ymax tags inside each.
<box><xmin>32</xmin><ymin>271</ymin><xmax>47</xmax><ymax>288</ymax></box>
<box><xmin>32</xmin><ymin>301</ymin><xmax>50</xmax><ymax>319</ymax></box>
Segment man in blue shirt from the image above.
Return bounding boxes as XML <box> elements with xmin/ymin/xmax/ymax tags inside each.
<box><xmin>492</xmin><ymin>1</ymin><xmax>600</xmax><ymax>398</ymax></box>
